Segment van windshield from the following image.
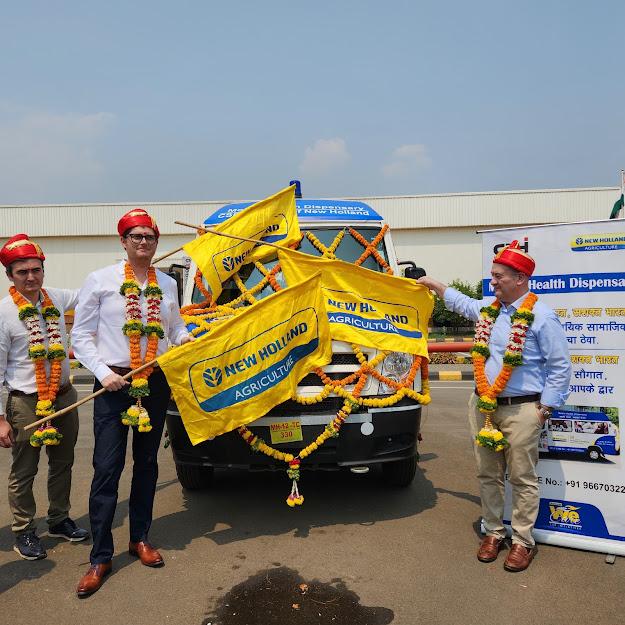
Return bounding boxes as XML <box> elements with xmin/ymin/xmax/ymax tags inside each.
<box><xmin>192</xmin><ymin>226</ymin><xmax>389</xmax><ymax>305</ymax></box>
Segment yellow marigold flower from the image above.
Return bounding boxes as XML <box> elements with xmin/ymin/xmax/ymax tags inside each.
<box><xmin>495</xmin><ymin>444</ymin><xmax>504</xmax><ymax>451</ymax></box>
<box><xmin>127</xmin><ymin>406</ymin><xmax>141</xmax><ymax>417</ymax></box>
<box><xmin>132</xmin><ymin>378</ymin><xmax>148</xmax><ymax>387</ymax></box>
<box><xmin>493</xmin><ymin>431</ymin><xmax>504</xmax><ymax>441</ymax></box>
<box><xmin>139</xmin><ymin>417</ymin><xmax>150</xmax><ymax>425</ymax></box>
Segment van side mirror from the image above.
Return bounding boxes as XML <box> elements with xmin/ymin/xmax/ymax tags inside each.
<box><xmin>167</xmin><ymin>264</ymin><xmax>185</xmax><ymax>305</ymax></box>
<box><xmin>398</xmin><ymin>261</ymin><xmax>426</xmax><ymax>280</ymax></box>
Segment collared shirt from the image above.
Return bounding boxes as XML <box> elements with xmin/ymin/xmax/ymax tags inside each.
<box><xmin>444</xmin><ymin>287</ymin><xmax>572</xmax><ymax>407</ymax></box>
<box><xmin>71</xmin><ymin>261</ymin><xmax>189</xmax><ymax>383</ymax></box>
<box><xmin>0</xmin><ymin>287</ymin><xmax>78</xmax><ymax>414</ymax></box>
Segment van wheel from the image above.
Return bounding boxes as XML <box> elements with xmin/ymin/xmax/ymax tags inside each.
<box><xmin>175</xmin><ymin>463</ymin><xmax>214</xmax><ymax>490</ymax></box>
<box><xmin>382</xmin><ymin>455</ymin><xmax>417</xmax><ymax>487</ymax></box>
<box><xmin>586</xmin><ymin>447</ymin><xmax>603</xmax><ymax>462</ymax></box>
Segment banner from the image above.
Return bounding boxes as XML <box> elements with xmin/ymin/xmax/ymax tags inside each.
<box><xmin>482</xmin><ymin>220</ymin><xmax>625</xmax><ymax>555</ymax></box>
<box><xmin>183</xmin><ymin>184</ymin><xmax>300</xmax><ymax>301</ymax></box>
<box><xmin>204</xmin><ymin>198</ymin><xmax>383</xmax><ymax>225</ymax></box>
<box><xmin>157</xmin><ymin>274</ymin><xmax>331</xmax><ymax>445</ymax></box>
<box><xmin>278</xmin><ymin>249</ymin><xmax>433</xmax><ymax>357</ymax></box>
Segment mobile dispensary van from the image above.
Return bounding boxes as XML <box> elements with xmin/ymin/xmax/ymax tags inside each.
<box><xmin>165</xmin><ymin>195</ymin><xmax>427</xmax><ymax>489</ymax></box>
<box><xmin>539</xmin><ymin>407</ymin><xmax>620</xmax><ymax>461</ymax></box>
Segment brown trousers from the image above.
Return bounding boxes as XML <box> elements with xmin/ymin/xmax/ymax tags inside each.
<box><xmin>468</xmin><ymin>393</ymin><xmax>543</xmax><ymax>548</ymax></box>
<box><xmin>6</xmin><ymin>386</ymin><xmax>79</xmax><ymax>534</ymax></box>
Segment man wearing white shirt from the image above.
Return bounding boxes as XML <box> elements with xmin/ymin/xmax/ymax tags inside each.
<box><xmin>0</xmin><ymin>234</ymin><xmax>88</xmax><ymax>561</ymax></box>
<box><xmin>72</xmin><ymin>209</ymin><xmax>192</xmax><ymax>597</ymax></box>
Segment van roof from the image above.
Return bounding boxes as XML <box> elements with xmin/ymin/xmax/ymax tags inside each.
<box><xmin>204</xmin><ymin>198</ymin><xmax>383</xmax><ymax>225</ymax></box>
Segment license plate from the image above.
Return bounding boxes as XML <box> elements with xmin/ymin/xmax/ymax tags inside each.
<box><xmin>269</xmin><ymin>420</ymin><xmax>303</xmax><ymax>444</ymax></box>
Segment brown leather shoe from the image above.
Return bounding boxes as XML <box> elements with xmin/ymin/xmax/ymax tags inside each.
<box><xmin>477</xmin><ymin>536</ymin><xmax>503</xmax><ymax>562</ymax></box>
<box><xmin>128</xmin><ymin>541</ymin><xmax>164</xmax><ymax>567</ymax></box>
<box><xmin>76</xmin><ymin>562</ymin><xmax>112</xmax><ymax>597</ymax></box>
<box><xmin>504</xmin><ymin>544</ymin><xmax>535</xmax><ymax>572</ymax></box>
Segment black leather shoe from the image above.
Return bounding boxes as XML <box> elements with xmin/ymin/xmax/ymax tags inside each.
<box><xmin>48</xmin><ymin>518</ymin><xmax>89</xmax><ymax>542</ymax></box>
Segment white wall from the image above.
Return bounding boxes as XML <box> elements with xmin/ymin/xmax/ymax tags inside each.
<box><xmin>0</xmin><ymin>234</ymin><xmax>192</xmax><ymax>292</ymax></box>
<box><xmin>392</xmin><ymin>227</ymin><xmax>483</xmax><ymax>286</ymax></box>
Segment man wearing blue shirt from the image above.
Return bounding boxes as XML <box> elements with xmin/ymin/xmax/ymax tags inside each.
<box><xmin>418</xmin><ymin>241</ymin><xmax>571</xmax><ymax>572</ymax></box>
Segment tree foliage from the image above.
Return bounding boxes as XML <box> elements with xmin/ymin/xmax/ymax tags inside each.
<box><xmin>430</xmin><ymin>279</ymin><xmax>483</xmax><ymax>330</ymax></box>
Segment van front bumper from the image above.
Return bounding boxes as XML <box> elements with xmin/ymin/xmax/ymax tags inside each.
<box><xmin>166</xmin><ymin>398</ymin><xmax>421</xmax><ymax>471</ymax></box>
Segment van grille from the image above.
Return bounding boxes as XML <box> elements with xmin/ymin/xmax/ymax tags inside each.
<box><xmin>298</xmin><ymin>352</ymin><xmax>366</xmax><ymax>387</ymax></box>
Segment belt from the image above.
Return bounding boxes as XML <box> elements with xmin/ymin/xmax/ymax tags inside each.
<box><xmin>9</xmin><ymin>382</ymin><xmax>73</xmax><ymax>398</ymax></box>
<box><xmin>109</xmin><ymin>365</ymin><xmax>160</xmax><ymax>376</ymax></box>
<box><xmin>474</xmin><ymin>389</ymin><xmax>540</xmax><ymax>405</ymax></box>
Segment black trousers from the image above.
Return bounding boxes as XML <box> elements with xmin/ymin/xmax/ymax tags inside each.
<box><xmin>89</xmin><ymin>369</ymin><xmax>170</xmax><ymax>564</ymax></box>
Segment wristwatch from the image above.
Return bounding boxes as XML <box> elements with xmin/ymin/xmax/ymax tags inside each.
<box><xmin>538</xmin><ymin>404</ymin><xmax>553</xmax><ymax>420</ymax></box>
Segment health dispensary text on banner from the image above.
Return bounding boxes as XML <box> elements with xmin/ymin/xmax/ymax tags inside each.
<box><xmin>158</xmin><ymin>274</ymin><xmax>331</xmax><ymax>445</ymax></box>
<box><xmin>278</xmin><ymin>250</ymin><xmax>433</xmax><ymax>357</ymax></box>
<box><xmin>481</xmin><ymin>221</ymin><xmax>625</xmax><ymax>555</ymax></box>
<box><xmin>183</xmin><ymin>184</ymin><xmax>300</xmax><ymax>301</ymax></box>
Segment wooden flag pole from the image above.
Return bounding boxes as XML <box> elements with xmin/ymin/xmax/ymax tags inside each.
<box><xmin>24</xmin><ymin>358</ymin><xmax>159</xmax><ymax>431</ymax></box>
<box><xmin>152</xmin><ymin>222</ymin><xmax>301</xmax><ymax>265</ymax></box>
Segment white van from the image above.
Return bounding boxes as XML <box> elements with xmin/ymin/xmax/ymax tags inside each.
<box><xmin>539</xmin><ymin>407</ymin><xmax>620</xmax><ymax>461</ymax></box>
<box><xmin>165</xmin><ymin>193</ymin><xmax>427</xmax><ymax>489</ymax></box>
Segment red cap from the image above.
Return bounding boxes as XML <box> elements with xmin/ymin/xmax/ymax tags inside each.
<box><xmin>0</xmin><ymin>234</ymin><xmax>46</xmax><ymax>267</ymax></box>
<box><xmin>117</xmin><ymin>209</ymin><xmax>159</xmax><ymax>238</ymax></box>
<box><xmin>493</xmin><ymin>240</ymin><xmax>535</xmax><ymax>276</ymax></box>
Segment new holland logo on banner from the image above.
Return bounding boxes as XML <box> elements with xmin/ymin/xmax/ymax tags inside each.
<box><xmin>182</xmin><ymin>184</ymin><xmax>301</xmax><ymax>301</ymax></box>
<box><xmin>157</xmin><ymin>274</ymin><xmax>331</xmax><ymax>445</ymax></box>
<box><xmin>278</xmin><ymin>249</ymin><xmax>433</xmax><ymax>357</ymax></box>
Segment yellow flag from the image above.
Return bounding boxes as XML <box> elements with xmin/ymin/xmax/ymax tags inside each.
<box><xmin>278</xmin><ymin>250</ymin><xmax>433</xmax><ymax>357</ymax></box>
<box><xmin>182</xmin><ymin>184</ymin><xmax>300</xmax><ymax>301</ymax></box>
<box><xmin>157</xmin><ymin>274</ymin><xmax>331</xmax><ymax>445</ymax></box>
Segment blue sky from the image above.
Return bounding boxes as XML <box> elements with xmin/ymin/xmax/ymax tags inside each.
<box><xmin>1</xmin><ymin>1</ymin><xmax>624</xmax><ymax>204</ymax></box>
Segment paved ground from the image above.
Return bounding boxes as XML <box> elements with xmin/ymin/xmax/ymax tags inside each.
<box><xmin>0</xmin><ymin>381</ymin><xmax>623</xmax><ymax>625</ymax></box>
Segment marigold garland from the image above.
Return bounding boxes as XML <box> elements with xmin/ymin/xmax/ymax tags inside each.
<box><xmin>10</xmin><ymin>286</ymin><xmax>65</xmax><ymax>447</ymax></box>
<box><xmin>471</xmin><ymin>291</ymin><xmax>538</xmax><ymax>451</ymax></box>
<box><xmin>120</xmin><ymin>263</ymin><xmax>163</xmax><ymax>432</ymax></box>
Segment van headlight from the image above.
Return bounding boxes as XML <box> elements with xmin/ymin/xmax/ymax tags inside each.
<box><xmin>378</xmin><ymin>352</ymin><xmax>413</xmax><ymax>394</ymax></box>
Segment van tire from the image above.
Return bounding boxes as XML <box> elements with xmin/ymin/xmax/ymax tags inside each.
<box><xmin>382</xmin><ymin>455</ymin><xmax>417</xmax><ymax>487</ymax></box>
<box><xmin>175</xmin><ymin>463</ymin><xmax>214</xmax><ymax>490</ymax></box>
<box><xmin>586</xmin><ymin>447</ymin><xmax>603</xmax><ymax>462</ymax></box>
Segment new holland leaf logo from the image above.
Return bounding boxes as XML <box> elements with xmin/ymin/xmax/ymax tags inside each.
<box><xmin>222</xmin><ymin>256</ymin><xmax>236</xmax><ymax>272</ymax></box>
<box><xmin>203</xmin><ymin>367</ymin><xmax>223</xmax><ymax>388</ymax></box>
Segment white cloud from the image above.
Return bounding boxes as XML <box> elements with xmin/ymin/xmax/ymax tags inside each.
<box><xmin>299</xmin><ymin>138</ymin><xmax>350</xmax><ymax>177</ymax></box>
<box><xmin>0</xmin><ymin>108</ymin><xmax>115</xmax><ymax>203</ymax></box>
<box><xmin>382</xmin><ymin>143</ymin><xmax>431</xmax><ymax>178</ymax></box>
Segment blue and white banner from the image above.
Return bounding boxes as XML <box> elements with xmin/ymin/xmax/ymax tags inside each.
<box><xmin>482</xmin><ymin>220</ymin><xmax>625</xmax><ymax>555</ymax></box>
<box><xmin>204</xmin><ymin>198</ymin><xmax>382</xmax><ymax>225</ymax></box>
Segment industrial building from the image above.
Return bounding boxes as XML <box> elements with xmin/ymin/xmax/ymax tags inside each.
<box><xmin>0</xmin><ymin>186</ymin><xmax>619</xmax><ymax>292</ymax></box>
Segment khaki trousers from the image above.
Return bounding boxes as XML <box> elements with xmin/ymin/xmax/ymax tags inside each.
<box><xmin>6</xmin><ymin>386</ymin><xmax>79</xmax><ymax>534</ymax></box>
<box><xmin>468</xmin><ymin>393</ymin><xmax>543</xmax><ymax>548</ymax></box>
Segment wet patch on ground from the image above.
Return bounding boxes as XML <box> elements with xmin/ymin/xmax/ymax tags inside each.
<box><xmin>203</xmin><ymin>566</ymin><xmax>394</xmax><ymax>625</ymax></box>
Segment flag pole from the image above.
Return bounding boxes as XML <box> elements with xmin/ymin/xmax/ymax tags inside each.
<box><xmin>24</xmin><ymin>358</ymin><xmax>159</xmax><ymax>431</ymax></box>
<box><xmin>621</xmin><ymin>170</ymin><xmax>625</xmax><ymax>220</ymax></box>
<box><xmin>152</xmin><ymin>222</ymin><xmax>299</xmax><ymax>265</ymax></box>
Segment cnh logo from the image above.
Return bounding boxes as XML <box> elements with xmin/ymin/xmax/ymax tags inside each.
<box><xmin>549</xmin><ymin>502</ymin><xmax>581</xmax><ymax>525</ymax></box>
<box><xmin>203</xmin><ymin>367</ymin><xmax>223</xmax><ymax>388</ymax></box>
<box><xmin>493</xmin><ymin>237</ymin><xmax>529</xmax><ymax>255</ymax></box>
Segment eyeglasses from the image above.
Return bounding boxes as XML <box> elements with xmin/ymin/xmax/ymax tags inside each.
<box><xmin>125</xmin><ymin>234</ymin><xmax>157</xmax><ymax>244</ymax></box>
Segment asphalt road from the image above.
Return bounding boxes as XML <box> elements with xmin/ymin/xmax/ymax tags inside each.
<box><xmin>0</xmin><ymin>382</ymin><xmax>623</xmax><ymax>625</ymax></box>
